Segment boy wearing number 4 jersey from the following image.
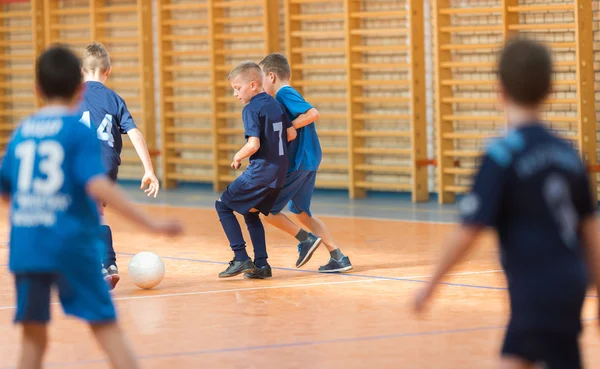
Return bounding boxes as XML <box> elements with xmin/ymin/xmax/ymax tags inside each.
<box><xmin>79</xmin><ymin>42</ymin><xmax>160</xmax><ymax>290</ymax></box>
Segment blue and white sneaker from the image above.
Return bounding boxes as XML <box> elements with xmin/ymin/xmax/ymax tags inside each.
<box><xmin>296</xmin><ymin>233</ymin><xmax>322</xmax><ymax>268</ymax></box>
<box><xmin>318</xmin><ymin>256</ymin><xmax>353</xmax><ymax>273</ymax></box>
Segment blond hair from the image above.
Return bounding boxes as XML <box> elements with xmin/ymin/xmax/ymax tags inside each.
<box><xmin>227</xmin><ymin>61</ymin><xmax>263</xmax><ymax>84</ymax></box>
<box><xmin>82</xmin><ymin>42</ymin><xmax>111</xmax><ymax>73</ymax></box>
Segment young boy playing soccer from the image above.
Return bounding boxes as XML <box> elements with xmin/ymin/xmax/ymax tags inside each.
<box><xmin>0</xmin><ymin>45</ymin><xmax>182</xmax><ymax>369</ymax></box>
<box><xmin>216</xmin><ymin>61</ymin><xmax>296</xmax><ymax>278</ymax></box>
<box><xmin>79</xmin><ymin>42</ymin><xmax>160</xmax><ymax>289</ymax></box>
<box><xmin>247</xmin><ymin>53</ymin><xmax>352</xmax><ymax>278</ymax></box>
<box><xmin>413</xmin><ymin>38</ymin><xmax>600</xmax><ymax>369</ymax></box>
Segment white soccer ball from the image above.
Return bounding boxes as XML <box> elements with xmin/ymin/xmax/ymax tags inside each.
<box><xmin>127</xmin><ymin>252</ymin><xmax>165</xmax><ymax>289</ymax></box>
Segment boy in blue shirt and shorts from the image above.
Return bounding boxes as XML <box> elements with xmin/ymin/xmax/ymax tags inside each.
<box><xmin>216</xmin><ymin>61</ymin><xmax>296</xmax><ymax>278</ymax></box>
<box><xmin>413</xmin><ymin>39</ymin><xmax>600</xmax><ymax>369</ymax></box>
<box><xmin>248</xmin><ymin>53</ymin><xmax>352</xmax><ymax>278</ymax></box>
<box><xmin>79</xmin><ymin>42</ymin><xmax>160</xmax><ymax>289</ymax></box>
<box><xmin>0</xmin><ymin>45</ymin><xmax>182</xmax><ymax>369</ymax></box>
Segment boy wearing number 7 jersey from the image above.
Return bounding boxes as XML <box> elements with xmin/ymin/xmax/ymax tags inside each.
<box><xmin>215</xmin><ymin>61</ymin><xmax>296</xmax><ymax>278</ymax></box>
<box><xmin>79</xmin><ymin>42</ymin><xmax>159</xmax><ymax>290</ymax></box>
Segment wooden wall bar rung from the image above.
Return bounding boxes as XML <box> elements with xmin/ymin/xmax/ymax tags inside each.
<box><xmin>439</xmin><ymin>7</ymin><xmax>502</xmax><ymax>15</ymax></box>
<box><xmin>507</xmin><ymin>4</ymin><xmax>572</xmax><ymax>12</ymax></box>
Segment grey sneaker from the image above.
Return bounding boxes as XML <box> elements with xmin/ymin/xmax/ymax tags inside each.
<box><xmin>318</xmin><ymin>256</ymin><xmax>353</xmax><ymax>273</ymax></box>
<box><xmin>296</xmin><ymin>233</ymin><xmax>322</xmax><ymax>268</ymax></box>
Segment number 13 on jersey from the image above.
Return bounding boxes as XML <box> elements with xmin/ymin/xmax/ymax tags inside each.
<box><xmin>79</xmin><ymin>111</ymin><xmax>115</xmax><ymax>148</ymax></box>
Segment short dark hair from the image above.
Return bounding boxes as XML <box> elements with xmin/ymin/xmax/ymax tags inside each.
<box><xmin>259</xmin><ymin>53</ymin><xmax>291</xmax><ymax>80</ymax></box>
<box><xmin>36</xmin><ymin>45</ymin><xmax>82</xmax><ymax>100</ymax></box>
<box><xmin>498</xmin><ymin>38</ymin><xmax>552</xmax><ymax>107</ymax></box>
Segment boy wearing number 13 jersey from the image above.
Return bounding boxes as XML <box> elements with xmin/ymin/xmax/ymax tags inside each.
<box><xmin>78</xmin><ymin>42</ymin><xmax>160</xmax><ymax>290</ymax></box>
<box><xmin>0</xmin><ymin>45</ymin><xmax>183</xmax><ymax>369</ymax></box>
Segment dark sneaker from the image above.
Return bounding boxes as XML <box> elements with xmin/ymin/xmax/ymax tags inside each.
<box><xmin>296</xmin><ymin>233</ymin><xmax>322</xmax><ymax>268</ymax></box>
<box><xmin>243</xmin><ymin>264</ymin><xmax>272</xmax><ymax>279</ymax></box>
<box><xmin>106</xmin><ymin>265</ymin><xmax>120</xmax><ymax>290</ymax></box>
<box><xmin>219</xmin><ymin>259</ymin><xmax>256</xmax><ymax>278</ymax></box>
<box><xmin>318</xmin><ymin>256</ymin><xmax>353</xmax><ymax>273</ymax></box>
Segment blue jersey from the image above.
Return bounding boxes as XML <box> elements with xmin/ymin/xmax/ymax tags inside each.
<box><xmin>0</xmin><ymin>107</ymin><xmax>106</xmax><ymax>273</ymax></box>
<box><xmin>276</xmin><ymin>86</ymin><xmax>322</xmax><ymax>172</ymax></box>
<box><xmin>78</xmin><ymin>81</ymin><xmax>137</xmax><ymax>171</ymax></box>
<box><xmin>460</xmin><ymin>123</ymin><xmax>594</xmax><ymax>333</ymax></box>
<box><xmin>241</xmin><ymin>92</ymin><xmax>291</xmax><ymax>188</ymax></box>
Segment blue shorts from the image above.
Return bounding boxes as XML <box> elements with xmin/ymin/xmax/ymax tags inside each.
<box><xmin>14</xmin><ymin>263</ymin><xmax>116</xmax><ymax>324</ymax></box>
<box><xmin>270</xmin><ymin>171</ymin><xmax>316</xmax><ymax>216</ymax></box>
<box><xmin>220</xmin><ymin>176</ymin><xmax>281</xmax><ymax>216</ymax></box>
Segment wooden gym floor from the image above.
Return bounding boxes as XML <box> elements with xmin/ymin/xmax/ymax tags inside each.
<box><xmin>0</xmin><ymin>185</ymin><xmax>598</xmax><ymax>369</ymax></box>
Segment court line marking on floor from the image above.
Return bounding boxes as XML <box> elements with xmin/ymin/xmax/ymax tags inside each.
<box><xmin>119</xmin><ymin>251</ymin><xmax>513</xmax><ymax>290</ymax></box>
<box><xmin>117</xmin><ymin>252</ymin><xmax>599</xmax><ymax>298</ymax></box>
<box><xmin>2</xmin><ymin>316</ymin><xmax>598</xmax><ymax>369</ymax></box>
<box><xmin>0</xmin><ymin>269</ymin><xmax>504</xmax><ymax>311</ymax></box>
<box><xmin>1</xmin><ymin>248</ymin><xmax>596</xmax><ymax>299</ymax></box>
<box><xmin>112</xmin><ymin>269</ymin><xmax>505</xmax><ymax>302</ymax></box>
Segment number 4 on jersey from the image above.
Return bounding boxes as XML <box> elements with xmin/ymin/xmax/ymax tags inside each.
<box><xmin>79</xmin><ymin>111</ymin><xmax>115</xmax><ymax>148</ymax></box>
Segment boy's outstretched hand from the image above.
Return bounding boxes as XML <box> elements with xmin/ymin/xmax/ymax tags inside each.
<box><xmin>150</xmin><ymin>219</ymin><xmax>184</xmax><ymax>236</ymax></box>
<box><xmin>141</xmin><ymin>171</ymin><xmax>160</xmax><ymax>198</ymax></box>
<box><xmin>413</xmin><ymin>285</ymin><xmax>435</xmax><ymax>314</ymax></box>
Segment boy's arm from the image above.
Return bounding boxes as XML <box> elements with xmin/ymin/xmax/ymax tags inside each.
<box><xmin>127</xmin><ymin>128</ymin><xmax>160</xmax><ymax>198</ymax></box>
<box><xmin>413</xmin><ymin>149</ymin><xmax>509</xmax><ymax>313</ymax></box>
<box><xmin>283</xmin><ymin>115</ymin><xmax>296</xmax><ymax>142</ymax></box>
<box><xmin>413</xmin><ymin>225</ymin><xmax>482</xmax><ymax>311</ymax></box>
<box><xmin>287</xmin><ymin>126</ymin><xmax>297</xmax><ymax>142</ymax></box>
<box><xmin>292</xmin><ymin>108</ymin><xmax>319</xmax><ymax>130</ymax></box>
<box><xmin>580</xmin><ymin>217</ymin><xmax>600</xmax><ymax>295</ymax></box>
<box><xmin>74</xmin><ymin>125</ymin><xmax>181</xmax><ymax>235</ymax></box>
<box><xmin>117</xmin><ymin>96</ymin><xmax>159</xmax><ymax>197</ymax></box>
<box><xmin>279</xmin><ymin>88</ymin><xmax>317</xmax><ymax>129</ymax></box>
<box><xmin>86</xmin><ymin>177</ymin><xmax>181</xmax><ymax>235</ymax></box>
<box><xmin>232</xmin><ymin>137</ymin><xmax>259</xmax><ymax>169</ymax></box>
<box><xmin>0</xmin><ymin>148</ymin><xmax>11</xmax><ymax>204</ymax></box>
<box><xmin>232</xmin><ymin>107</ymin><xmax>261</xmax><ymax>169</ymax></box>
<box><xmin>574</xmin><ymin>169</ymin><xmax>600</xmax><ymax>318</ymax></box>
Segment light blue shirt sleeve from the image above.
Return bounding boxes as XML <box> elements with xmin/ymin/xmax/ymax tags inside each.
<box><xmin>278</xmin><ymin>88</ymin><xmax>313</xmax><ymax>118</ymax></box>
